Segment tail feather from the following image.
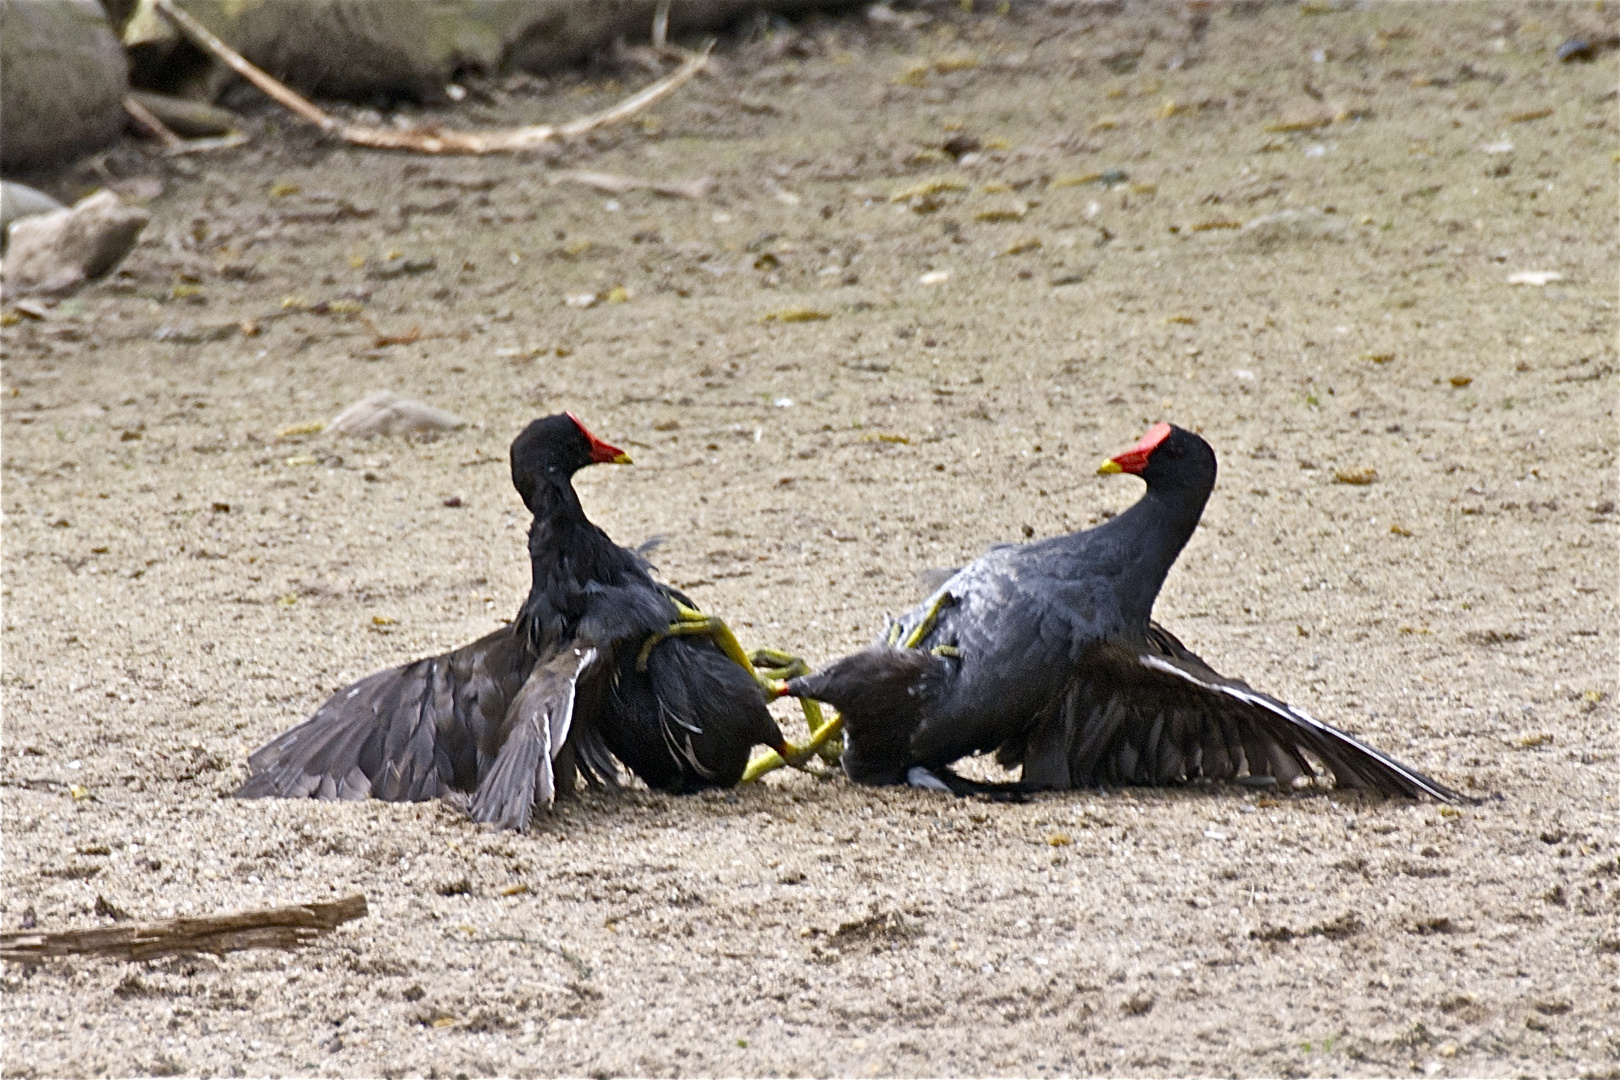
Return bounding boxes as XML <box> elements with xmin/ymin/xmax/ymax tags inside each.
<box><xmin>604</xmin><ymin>636</ymin><xmax>782</xmax><ymax>792</ymax></box>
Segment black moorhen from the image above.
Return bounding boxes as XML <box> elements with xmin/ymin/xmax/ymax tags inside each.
<box><xmin>236</xmin><ymin>413</ymin><xmax>792</xmax><ymax>829</ymax></box>
<box><xmin>777</xmin><ymin>422</ymin><xmax>1462</xmax><ymax>802</ymax></box>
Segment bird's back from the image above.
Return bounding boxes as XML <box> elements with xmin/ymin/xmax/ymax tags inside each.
<box><xmin>885</xmin><ymin>526</ymin><xmax>1141</xmax><ymax>763</ymax></box>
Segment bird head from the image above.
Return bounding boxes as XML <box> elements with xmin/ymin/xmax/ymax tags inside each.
<box><xmin>510</xmin><ymin>413</ymin><xmax>631</xmax><ymax>507</ymax></box>
<box><xmin>1098</xmin><ymin>422</ymin><xmax>1217</xmax><ymax>491</ymax></box>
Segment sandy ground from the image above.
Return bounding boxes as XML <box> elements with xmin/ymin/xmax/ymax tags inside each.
<box><xmin>4</xmin><ymin>2</ymin><xmax>1618</xmax><ymax>1076</ymax></box>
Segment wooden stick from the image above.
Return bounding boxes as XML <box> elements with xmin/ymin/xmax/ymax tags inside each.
<box><xmin>124</xmin><ymin>95</ymin><xmax>188</xmax><ymax>151</ymax></box>
<box><xmin>152</xmin><ymin>0</ymin><xmax>338</xmax><ymax>132</ymax></box>
<box><xmin>0</xmin><ymin>894</ymin><xmax>366</xmax><ymax>962</ymax></box>
<box><xmin>152</xmin><ymin>0</ymin><xmax>710</xmax><ymax>156</ymax></box>
<box><xmin>125</xmin><ymin>95</ymin><xmax>247</xmax><ymax>156</ymax></box>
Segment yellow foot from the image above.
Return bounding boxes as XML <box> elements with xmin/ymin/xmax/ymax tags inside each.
<box><xmin>749</xmin><ymin>648</ymin><xmax>809</xmax><ymax>681</ymax></box>
<box><xmin>750</xmin><ymin>648</ymin><xmax>839</xmax><ymax>763</ymax></box>
<box><xmin>742</xmin><ymin>710</ymin><xmax>846</xmax><ymax>783</ymax></box>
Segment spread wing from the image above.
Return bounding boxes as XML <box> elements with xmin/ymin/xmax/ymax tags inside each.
<box><xmin>1006</xmin><ymin>623</ymin><xmax>1463</xmax><ymax>802</ymax></box>
<box><xmin>234</xmin><ymin>626</ymin><xmax>527</xmax><ymax>803</ymax></box>
<box><xmin>470</xmin><ymin>647</ymin><xmax>598</xmax><ymax>830</ymax></box>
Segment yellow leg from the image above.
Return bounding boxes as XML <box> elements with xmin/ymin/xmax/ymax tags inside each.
<box><xmin>901</xmin><ymin>591</ymin><xmax>956</xmax><ymax>649</ymax></box>
<box><xmin>638</xmin><ymin>601</ymin><xmax>761</xmax><ymax>683</ymax></box>
<box><xmin>640</xmin><ymin>606</ymin><xmax>834</xmax><ymax>778</ymax></box>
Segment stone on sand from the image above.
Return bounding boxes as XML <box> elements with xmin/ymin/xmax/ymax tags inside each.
<box><xmin>327</xmin><ymin>392</ymin><xmax>467</xmax><ymax>438</ymax></box>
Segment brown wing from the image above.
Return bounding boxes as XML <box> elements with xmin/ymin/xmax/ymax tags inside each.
<box><xmin>1006</xmin><ymin>623</ymin><xmax>1463</xmax><ymax>802</ymax></box>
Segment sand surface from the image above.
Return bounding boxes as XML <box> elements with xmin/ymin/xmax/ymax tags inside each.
<box><xmin>4</xmin><ymin>2</ymin><xmax>1617</xmax><ymax>1076</ymax></box>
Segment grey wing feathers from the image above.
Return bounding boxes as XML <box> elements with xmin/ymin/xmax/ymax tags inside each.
<box><xmin>1011</xmin><ymin>624</ymin><xmax>1462</xmax><ymax>802</ymax></box>
<box><xmin>236</xmin><ymin>663</ymin><xmax>450</xmax><ymax>802</ymax></box>
<box><xmin>235</xmin><ymin>626</ymin><xmax>526</xmax><ymax>804</ymax></box>
<box><xmin>470</xmin><ymin>648</ymin><xmax>596</xmax><ymax>830</ymax></box>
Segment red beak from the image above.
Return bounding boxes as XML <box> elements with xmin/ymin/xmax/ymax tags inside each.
<box><xmin>567</xmin><ymin>412</ymin><xmax>632</xmax><ymax>465</ymax></box>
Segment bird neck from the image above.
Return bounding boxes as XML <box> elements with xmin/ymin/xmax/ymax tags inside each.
<box><xmin>516</xmin><ymin>474</ymin><xmax>600</xmax><ymax>650</ymax></box>
<box><xmin>1108</xmin><ymin>480</ymin><xmax>1211</xmax><ymax>626</ymax></box>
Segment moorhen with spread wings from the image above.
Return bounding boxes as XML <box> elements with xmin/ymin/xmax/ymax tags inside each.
<box><xmin>770</xmin><ymin>423</ymin><xmax>1462</xmax><ymax>802</ymax></box>
<box><xmin>236</xmin><ymin>413</ymin><xmax>796</xmax><ymax>829</ymax></box>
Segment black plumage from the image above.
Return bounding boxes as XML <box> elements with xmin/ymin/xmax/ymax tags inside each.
<box><xmin>236</xmin><ymin>413</ymin><xmax>787</xmax><ymax>829</ymax></box>
<box><xmin>786</xmin><ymin>423</ymin><xmax>1463</xmax><ymax>802</ymax></box>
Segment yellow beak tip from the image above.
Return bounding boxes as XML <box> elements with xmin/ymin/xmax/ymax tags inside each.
<box><xmin>1097</xmin><ymin>459</ymin><xmax>1123</xmax><ymax>475</ymax></box>
<box><xmin>612</xmin><ymin>453</ymin><xmax>634</xmax><ymax>465</ymax></box>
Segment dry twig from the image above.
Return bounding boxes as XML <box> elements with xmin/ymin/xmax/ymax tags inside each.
<box><xmin>126</xmin><ymin>95</ymin><xmax>249</xmax><ymax>155</ymax></box>
<box><xmin>123</xmin><ymin>96</ymin><xmax>187</xmax><ymax>151</ymax></box>
<box><xmin>0</xmin><ymin>894</ymin><xmax>366</xmax><ymax>962</ymax></box>
<box><xmin>152</xmin><ymin>0</ymin><xmax>709</xmax><ymax>156</ymax></box>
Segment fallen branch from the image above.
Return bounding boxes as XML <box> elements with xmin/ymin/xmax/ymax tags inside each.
<box><xmin>124</xmin><ymin>96</ymin><xmax>187</xmax><ymax>152</ymax></box>
<box><xmin>126</xmin><ymin>96</ymin><xmax>250</xmax><ymax>156</ymax></box>
<box><xmin>0</xmin><ymin>894</ymin><xmax>366</xmax><ymax>962</ymax></box>
<box><xmin>152</xmin><ymin>0</ymin><xmax>710</xmax><ymax>156</ymax></box>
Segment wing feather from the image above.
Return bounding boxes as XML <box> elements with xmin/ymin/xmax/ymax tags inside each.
<box><xmin>470</xmin><ymin>648</ymin><xmax>596</xmax><ymax>831</ymax></box>
<box><xmin>235</xmin><ymin>627</ymin><xmax>526</xmax><ymax>803</ymax></box>
<box><xmin>1008</xmin><ymin>629</ymin><xmax>1462</xmax><ymax>802</ymax></box>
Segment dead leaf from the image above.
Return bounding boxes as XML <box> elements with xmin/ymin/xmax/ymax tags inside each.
<box><xmin>1263</xmin><ymin>115</ymin><xmax>1332</xmax><ymax>133</ymax></box>
<box><xmin>761</xmin><ymin>308</ymin><xmax>831</xmax><ymax>323</ymax></box>
<box><xmin>277</xmin><ymin>421</ymin><xmax>325</xmax><ymax>438</ymax></box>
<box><xmin>975</xmin><ymin>203</ymin><xmax>1027</xmax><ymax>223</ymax></box>
<box><xmin>889</xmin><ymin>177</ymin><xmax>968</xmax><ymax>203</ymax></box>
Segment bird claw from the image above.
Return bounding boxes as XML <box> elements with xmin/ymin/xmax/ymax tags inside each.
<box><xmin>741</xmin><ymin>706</ymin><xmax>846</xmax><ymax>783</ymax></box>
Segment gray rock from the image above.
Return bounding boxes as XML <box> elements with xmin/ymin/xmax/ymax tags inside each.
<box><xmin>0</xmin><ymin>0</ymin><xmax>129</xmax><ymax>171</ymax></box>
<box><xmin>0</xmin><ymin>183</ymin><xmax>65</xmax><ymax>241</ymax></box>
<box><xmin>326</xmin><ymin>392</ymin><xmax>466</xmax><ymax>439</ymax></box>
<box><xmin>3</xmin><ymin>190</ymin><xmax>149</xmax><ymax>298</ymax></box>
<box><xmin>1234</xmin><ymin>208</ymin><xmax>1346</xmax><ymax>254</ymax></box>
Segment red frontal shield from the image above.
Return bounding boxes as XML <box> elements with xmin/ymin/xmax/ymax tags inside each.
<box><xmin>1106</xmin><ymin>422</ymin><xmax>1172</xmax><ymax>475</ymax></box>
<box><xmin>566</xmin><ymin>413</ymin><xmax>632</xmax><ymax>465</ymax></box>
